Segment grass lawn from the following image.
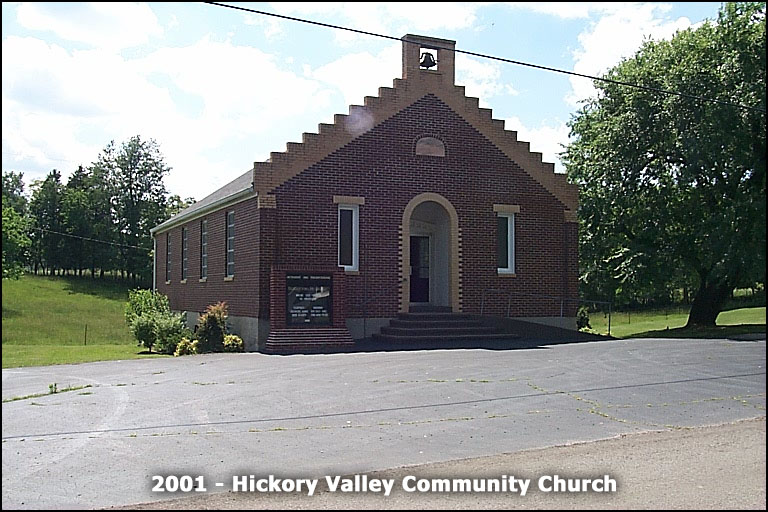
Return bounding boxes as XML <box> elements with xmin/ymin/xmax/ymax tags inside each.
<box><xmin>588</xmin><ymin>306</ymin><xmax>765</xmax><ymax>339</ymax></box>
<box><xmin>2</xmin><ymin>274</ymin><xmax>170</xmax><ymax>368</ymax></box>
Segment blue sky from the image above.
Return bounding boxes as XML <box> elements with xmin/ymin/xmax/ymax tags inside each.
<box><xmin>2</xmin><ymin>2</ymin><xmax>723</xmax><ymax>201</ymax></box>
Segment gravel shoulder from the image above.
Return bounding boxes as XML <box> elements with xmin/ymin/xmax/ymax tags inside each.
<box><xmin>117</xmin><ymin>416</ymin><xmax>766</xmax><ymax>510</ymax></box>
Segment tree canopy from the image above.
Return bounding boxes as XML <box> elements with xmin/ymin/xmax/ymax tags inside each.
<box><xmin>2</xmin><ymin>136</ymin><xmax>194</xmax><ymax>284</ymax></box>
<box><xmin>564</xmin><ymin>2</ymin><xmax>766</xmax><ymax>326</ymax></box>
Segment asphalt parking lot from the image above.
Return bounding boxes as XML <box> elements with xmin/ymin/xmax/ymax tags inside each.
<box><xmin>2</xmin><ymin>336</ymin><xmax>765</xmax><ymax>509</ymax></box>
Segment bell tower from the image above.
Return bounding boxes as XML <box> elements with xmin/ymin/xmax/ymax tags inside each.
<box><xmin>402</xmin><ymin>34</ymin><xmax>456</xmax><ymax>87</ymax></box>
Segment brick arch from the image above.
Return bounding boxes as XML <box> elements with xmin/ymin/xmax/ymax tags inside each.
<box><xmin>400</xmin><ymin>192</ymin><xmax>462</xmax><ymax>313</ymax></box>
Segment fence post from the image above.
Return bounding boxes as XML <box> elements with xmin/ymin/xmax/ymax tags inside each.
<box><xmin>608</xmin><ymin>303</ymin><xmax>612</xmax><ymax>336</ymax></box>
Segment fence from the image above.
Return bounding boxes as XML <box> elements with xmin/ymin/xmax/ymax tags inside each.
<box><xmin>480</xmin><ymin>289</ymin><xmax>613</xmax><ymax>335</ymax></box>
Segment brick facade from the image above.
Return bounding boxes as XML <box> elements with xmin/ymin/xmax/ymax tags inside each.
<box><xmin>152</xmin><ymin>34</ymin><xmax>579</xmax><ymax>348</ymax></box>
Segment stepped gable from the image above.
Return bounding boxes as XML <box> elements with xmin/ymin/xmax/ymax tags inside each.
<box><xmin>252</xmin><ymin>38</ymin><xmax>577</xmax><ymax>212</ymax></box>
<box><xmin>159</xmin><ymin>34</ymin><xmax>578</xmax><ymax>229</ymax></box>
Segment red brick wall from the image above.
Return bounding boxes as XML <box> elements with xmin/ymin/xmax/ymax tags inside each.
<box><xmin>272</xmin><ymin>94</ymin><xmax>577</xmax><ymax>319</ymax></box>
<box><xmin>156</xmin><ymin>197</ymin><xmax>261</xmax><ymax>318</ymax></box>
<box><xmin>156</xmin><ymin>93</ymin><xmax>578</xmax><ymax>322</ymax></box>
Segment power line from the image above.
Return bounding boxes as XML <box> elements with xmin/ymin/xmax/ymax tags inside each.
<box><xmin>31</xmin><ymin>227</ymin><xmax>153</xmax><ymax>252</ymax></box>
<box><xmin>204</xmin><ymin>1</ymin><xmax>766</xmax><ymax>114</ymax></box>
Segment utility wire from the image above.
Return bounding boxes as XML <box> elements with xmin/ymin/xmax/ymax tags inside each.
<box><xmin>204</xmin><ymin>1</ymin><xmax>766</xmax><ymax>114</ymax></box>
<box><xmin>31</xmin><ymin>227</ymin><xmax>153</xmax><ymax>252</ymax></box>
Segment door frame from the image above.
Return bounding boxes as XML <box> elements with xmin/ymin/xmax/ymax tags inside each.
<box><xmin>400</xmin><ymin>192</ymin><xmax>461</xmax><ymax>313</ymax></box>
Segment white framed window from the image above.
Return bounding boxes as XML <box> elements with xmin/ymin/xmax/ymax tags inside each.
<box><xmin>497</xmin><ymin>213</ymin><xmax>515</xmax><ymax>274</ymax></box>
<box><xmin>338</xmin><ymin>204</ymin><xmax>359</xmax><ymax>271</ymax></box>
<box><xmin>226</xmin><ymin>211</ymin><xmax>235</xmax><ymax>277</ymax></box>
<box><xmin>200</xmin><ymin>219</ymin><xmax>208</xmax><ymax>279</ymax></box>
<box><xmin>181</xmin><ymin>227</ymin><xmax>188</xmax><ymax>281</ymax></box>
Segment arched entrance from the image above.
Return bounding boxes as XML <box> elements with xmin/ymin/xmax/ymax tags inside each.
<box><xmin>401</xmin><ymin>193</ymin><xmax>461</xmax><ymax>313</ymax></box>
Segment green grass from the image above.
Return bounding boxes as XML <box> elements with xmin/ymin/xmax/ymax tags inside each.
<box><xmin>2</xmin><ymin>274</ymin><xmax>169</xmax><ymax>368</ymax></box>
<box><xmin>588</xmin><ymin>306</ymin><xmax>765</xmax><ymax>339</ymax></box>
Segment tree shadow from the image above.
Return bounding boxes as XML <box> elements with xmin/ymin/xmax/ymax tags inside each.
<box><xmin>2</xmin><ymin>306</ymin><xmax>22</xmax><ymax>319</ymax></box>
<box><xmin>631</xmin><ymin>324</ymin><xmax>766</xmax><ymax>339</ymax></box>
<box><xmin>59</xmin><ymin>275</ymin><xmax>137</xmax><ymax>302</ymax></box>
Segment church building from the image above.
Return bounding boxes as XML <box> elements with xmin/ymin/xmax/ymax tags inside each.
<box><xmin>151</xmin><ymin>34</ymin><xmax>579</xmax><ymax>352</ymax></box>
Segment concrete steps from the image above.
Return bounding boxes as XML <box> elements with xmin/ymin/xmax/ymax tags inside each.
<box><xmin>373</xmin><ymin>312</ymin><xmax>518</xmax><ymax>344</ymax></box>
<box><xmin>264</xmin><ymin>328</ymin><xmax>354</xmax><ymax>354</ymax></box>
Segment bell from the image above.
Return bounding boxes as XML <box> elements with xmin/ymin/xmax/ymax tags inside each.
<box><xmin>419</xmin><ymin>52</ymin><xmax>437</xmax><ymax>69</ymax></box>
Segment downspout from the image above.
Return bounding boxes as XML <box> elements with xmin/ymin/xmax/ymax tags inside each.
<box><xmin>152</xmin><ymin>236</ymin><xmax>157</xmax><ymax>291</ymax></box>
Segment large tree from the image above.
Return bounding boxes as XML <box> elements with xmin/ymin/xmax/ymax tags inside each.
<box><xmin>564</xmin><ymin>2</ymin><xmax>766</xmax><ymax>326</ymax></box>
<box><xmin>2</xmin><ymin>204</ymin><xmax>30</xmax><ymax>279</ymax></box>
<box><xmin>2</xmin><ymin>171</ymin><xmax>27</xmax><ymax>214</ymax></box>
<box><xmin>96</xmin><ymin>136</ymin><xmax>171</xmax><ymax>283</ymax></box>
<box><xmin>29</xmin><ymin>170</ymin><xmax>65</xmax><ymax>275</ymax></box>
<box><xmin>1</xmin><ymin>171</ymin><xmax>30</xmax><ymax>278</ymax></box>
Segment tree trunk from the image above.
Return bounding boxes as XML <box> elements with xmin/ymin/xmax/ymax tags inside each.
<box><xmin>686</xmin><ymin>281</ymin><xmax>732</xmax><ymax>327</ymax></box>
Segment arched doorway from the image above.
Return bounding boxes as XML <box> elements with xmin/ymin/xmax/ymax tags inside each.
<box><xmin>401</xmin><ymin>193</ymin><xmax>461</xmax><ymax>313</ymax></box>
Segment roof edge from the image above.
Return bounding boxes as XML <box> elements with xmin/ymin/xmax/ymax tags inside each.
<box><xmin>151</xmin><ymin>188</ymin><xmax>255</xmax><ymax>235</ymax></box>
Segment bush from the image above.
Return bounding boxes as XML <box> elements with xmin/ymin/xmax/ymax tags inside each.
<box><xmin>174</xmin><ymin>338</ymin><xmax>199</xmax><ymax>356</ymax></box>
<box><xmin>223</xmin><ymin>334</ymin><xmax>244</xmax><ymax>353</ymax></box>
<box><xmin>131</xmin><ymin>314</ymin><xmax>157</xmax><ymax>353</ymax></box>
<box><xmin>196</xmin><ymin>302</ymin><xmax>228</xmax><ymax>353</ymax></box>
<box><xmin>125</xmin><ymin>289</ymin><xmax>170</xmax><ymax>327</ymax></box>
<box><xmin>154</xmin><ymin>311</ymin><xmax>189</xmax><ymax>355</ymax></box>
<box><xmin>577</xmin><ymin>306</ymin><xmax>592</xmax><ymax>330</ymax></box>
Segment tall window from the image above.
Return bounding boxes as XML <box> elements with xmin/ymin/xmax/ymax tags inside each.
<box><xmin>338</xmin><ymin>204</ymin><xmax>359</xmax><ymax>271</ymax></box>
<box><xmin>200</xmin><ymin>219</ymin><xmax>208</xmax><ymax>279</ymax></box>
<box><xmin>181</xmin><ymin>227</ymin><xmax>188</xmax><ymax>281</ymax></box>
<box><xmin>226</xmin><ymin>211</ymin><xmax>235</xmax><ymax>277</ymax></box>
<box><xmin>165</xmin><ymin>233</ymin><xmax>172</xmax><ymax>282</ymax></box>
<box><xmin>497</xmin><ymin>213</ymin><xmax>515</xmax><ymax>274</ymax></box>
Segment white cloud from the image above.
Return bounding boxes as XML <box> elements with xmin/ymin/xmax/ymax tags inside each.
<box><xmin>1</xmin><ymin>34</ymin><xmax>337</xmax><ymax>200</ymax></box>
<box><xmin>504</xmin><ymin>2</ymin><xmax>626</xmax><ymax>20</ymax></box>
<box><xmin>456</xmin><ymin>54</ymin><xmax>517</xmax><ymax>107</ymax></box>
<box><xmin>271</xmin><ymin>2</ymin><xmax>480</xmax><ymax>43</ymax></box>
<box><xmin>567</xmin><ymin>3</ymin><xmax>692</xmax><ymax>105</ymax></box>
<box><xmin>244</xmin><ymin>13</ymin><xmax>283</xmax><ymax>40</ymax></box>
<box><xmin>309</xmin><ymin>43</ymin><xmax>400</xmax><ymax>106</ymax></box>
<box><xmin>16</xmin><ymin>2</ymin><xmax>162</xmax><ymax>50</ymax></box>
<box><xmin>504</xmin><ymin>116</ymin><xmax>570</xmax><ymax>173</ymax></box>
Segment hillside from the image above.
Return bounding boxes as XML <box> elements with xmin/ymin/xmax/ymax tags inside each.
<box><xmin>2</xmin><ymin>275</ymin><xmax>167</xmax><ymax>367</ymax></box>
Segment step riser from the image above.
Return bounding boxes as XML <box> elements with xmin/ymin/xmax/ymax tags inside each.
<box><xmin>382</xmin><ymin>327</ymin><xmax>496</xmax><ymax>336</ymax></box>
<box><xmin>390</xmin><ymin>320</ymin><xmax>482</xmax><ymax>328</ymax></box>
<box><xmin>372</xmin><ymin>334</ymin><xmax>519</xmax><ymax>343</ymax></box>
<box><xmin>398</xmin><ymin>313</ymin><xmax>472</xmax><ymax>321</ymax></box>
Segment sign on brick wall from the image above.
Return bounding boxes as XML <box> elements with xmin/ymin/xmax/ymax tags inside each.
<box><xmin>286</xmin><ymin>274</ymin><xmax>332</xmax><ymax>326</ymax></box>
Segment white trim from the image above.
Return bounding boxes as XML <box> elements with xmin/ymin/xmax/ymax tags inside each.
<box><xmin>338</xmin><ymin>204</ymin><xmax>359</xmax><ymax>272</ymax></box>
<box><xmin>150</xmin><ymin>189</ymin><xmax>253</xmax><ymax>235</ymax></box>
<box><xmin>497</xmin><ymin>212</ymin><xmax>515</xmax><ymax>274</ymax></box>
<box><xmin>152</xmin><ymin>237</ymin><xmax>156</xmax><ymax>291</ymax></box>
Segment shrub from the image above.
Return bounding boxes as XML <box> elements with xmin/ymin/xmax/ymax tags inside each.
<box><xmin>223</xmin><ymin>334</ymin><xmax>244</xmax><ymax>353</ymax></box>
<box><xmin>131</xmin><ymin>313</ymin><xmax>158</xmax><ymax>353</ymax></box>
<box><xmin>154</xmin><ymin>311</ymin><xmax>189</xmax><ymax>355</ymax></box>
<box><xmin>174</xmin><ymin>338</ymin><xmax>199</xmax><ymax>356</ymax></box>
<box><xmin>125</xmin><ymin>289</ymin><xmax>170</xmax><ymax>327</ymax></box>
<box><xmin>577</xmin><ymin>306</ymin><xmax>592</xmax><ymax>330</ymax></box>
<box><xmin>196</xmin><ymin>302</ymin><xmax>228</xmax><ymax>353</ymax></box>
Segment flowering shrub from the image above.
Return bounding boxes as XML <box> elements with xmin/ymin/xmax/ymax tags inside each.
<box><xmin>174</xmin><ymin>338</ymin><xmax>199</xmax><ymax>356</ymax></box>
<box><xmin>223</xmin><ymin>334</ymin><xmax>244</xmax><ymax>353</ymax></box>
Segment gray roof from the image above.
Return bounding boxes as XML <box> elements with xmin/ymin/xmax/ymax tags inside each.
<box><xmin>152</xmin><ymin>169</ymin><xmax>253</xmax><ymax>234</ymax></box>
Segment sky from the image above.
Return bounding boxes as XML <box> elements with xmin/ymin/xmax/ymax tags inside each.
<box><xmin>2</xmin><ymin>2</ymin><xmax>724</xmax><ymax>202</ymax></box>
